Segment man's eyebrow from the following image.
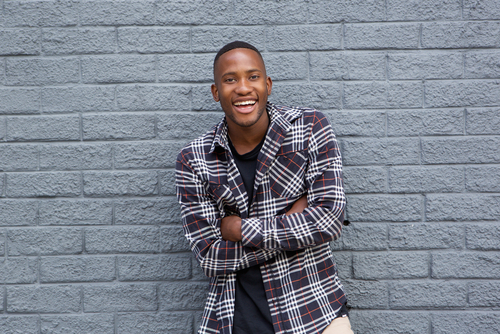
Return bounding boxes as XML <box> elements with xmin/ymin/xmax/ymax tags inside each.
<box><xmin>221</xmin><ymin>69</ymin><xmax>263</xmax><ymax>77</ymax></box>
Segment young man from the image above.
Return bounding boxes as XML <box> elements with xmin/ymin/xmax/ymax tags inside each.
<box><xmin>176</xmin><ymin>41</ymin><xmax>353</xmax><ymax>334</ymax></box>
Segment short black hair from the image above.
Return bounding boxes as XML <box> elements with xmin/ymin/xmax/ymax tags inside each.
<box><xmin>213</xmin><ymin>41</ymin><xmax>263</xmax><ymax>69</ymax></box>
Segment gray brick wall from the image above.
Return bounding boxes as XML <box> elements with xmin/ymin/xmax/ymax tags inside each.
<box><xmin>0</xmin><ymin>0</ymin><xmax>499</xmax><ymax>333</ymax></box>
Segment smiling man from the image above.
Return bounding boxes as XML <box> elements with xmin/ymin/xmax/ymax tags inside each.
<box><xmin>176</xmin><ymin>41</ymin><xmax>353</xmax><ymax>334</ymax></box>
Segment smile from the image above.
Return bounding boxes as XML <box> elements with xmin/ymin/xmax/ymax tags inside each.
<box><xmin>233</xmin><ymin>100</ymin><xmax>256</xmax><ymax>106</ymax></box>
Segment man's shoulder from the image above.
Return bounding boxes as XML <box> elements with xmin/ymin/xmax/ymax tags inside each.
<box><xmin>176</xmin><ymin>121</ymin><xmax>221</xmax><ymax>165</ymax></box>
<box><xmin>271</xmin><ymin>103</ymin><xmax>326</xmax><ymax>124</ymax></box>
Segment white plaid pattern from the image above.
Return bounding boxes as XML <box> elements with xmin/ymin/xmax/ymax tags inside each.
<box><xmin>176</xmin><ymin>103</ymin><xmax>347</xmax><ymax>334</ymax></box>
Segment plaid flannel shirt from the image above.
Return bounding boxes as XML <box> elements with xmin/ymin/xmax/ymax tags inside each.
<box><xmin>176</xmin><ymin>103</ymin><xmax>347</xmax><ymax>334</ymax></box>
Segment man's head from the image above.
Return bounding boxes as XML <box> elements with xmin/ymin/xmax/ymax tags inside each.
<box><xmin>211</xmin><ymin>41</ymin><xmax>272</xmax><ymax>131</ymax></box>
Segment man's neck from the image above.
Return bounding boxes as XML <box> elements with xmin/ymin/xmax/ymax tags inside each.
<box><xmin>228</xmin><ymin>113</ymin><xmax>269</xmax><ymax>155</ymax></box>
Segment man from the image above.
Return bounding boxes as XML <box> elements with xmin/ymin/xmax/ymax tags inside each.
<box><xmin>176</xmin><ymin>41</ymin><xmax>353</xmax><ymax>334</ymax></box>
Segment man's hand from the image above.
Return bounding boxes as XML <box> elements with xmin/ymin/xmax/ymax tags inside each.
<box><xmin>220</xmin><ymin>215</ymin><xmax>242</xmax><ymax>242</ymax></box>
<box><xmin>286</xmin><ymin>194</ymin><xmax>308</xmax><ymax>216</ymax></box>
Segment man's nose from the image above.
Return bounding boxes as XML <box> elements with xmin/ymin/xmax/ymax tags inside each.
<box><xmin>235</xmin><ymin>79</ymin><xmax>252</xmax><ymax>94</ymax></box>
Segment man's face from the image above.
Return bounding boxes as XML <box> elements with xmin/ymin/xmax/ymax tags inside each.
<box><xmin>211</xmin><ymin>48</ymin><xmax>272</xmax><ymax>131</ymax></box>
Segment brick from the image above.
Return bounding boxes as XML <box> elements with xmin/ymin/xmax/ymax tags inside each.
<box><xmin>41</xmin><ymin>86</ymin><xmax>115</xmax><ymax>113</ymax></box>
<box><xmin>40</xmin><ymin>256</ymin><xmax>115</xmax><ymax>283</ymax></box>
<box><xmin>331</xmin><ymin>251</ymin><xmax>351</xmax><ymax>280</ymax></box>
<box><xmin>433</xmin><ymin>312</ymin><xmax>500</xmax><ymax>334</ymax></box>
<box><xmin>159</xmin><ymin>170</ymin><xmax>176</xmax><ymax>196</ymax></box>
<box><xmin>157</xmin><ymin>112</ymin><xmax>221</xmax><ymax>141</ymax></box>
<box><xmin>344</xmin><ymin>81</ymin><xmax>422</xmax><ymax>109</ymax></box>
<box><xmin>158</xmin><ymin>54</ymin><xmax>213</xmax><ymax>83</ymax></box>
<box><xmin>346</xmin><ymin>195</ymin><xmax>422</xmax><ymax>222</ymax></box>
<box><xmin>465</xmin><ymin>52</ymin><xmax>500</xmax><ymax>79</ymax></box>
<box><xmin>156</xmin><ymin>0</ymin><xmax>233</xmax><ymax>25</ymax></box>
<box><xmin>159</xmin><ymin>282</ymin><xmax>208</xmax><ymax>311</ymax></box>
<box><xmin>117</xmin><ymin>312</ymin><xmax>193</xmax><ymax>334</ymax></box>
<box><xmin>40</xmin><ymin>143</ymin><xmax>112</xmax><ymax>170</ymax></box>
<box><xmin>345</xmin><ymin>23</ymin><xmax>419</xmax><ymax>49</ymax></box>
<box><xmin>191</xmin><ymin>84</ymin><xmax>224</xmax><ymax>111</ymax></box>
<box><xmin>466</xmin><ymin>166</ymin><xmax>500</xmax><ymax>192</ymax></box>
<box><xmin>83</xmin><ymin>171</ymin><xmax>158</xmax><ymax>197</ymax></box>
<box><xmin>310</xmin><ymin>52</ymin><xmax>386</xmax><ymax>80</ymax></box>
<box><xmin>5</xmin><ymin>57</ymin><xmax>79</xmax><ymax>86</ymax></box>
<box><xmin>118</xmin><ymin>27</ymin><xmax>190</xmax><ymax>54</ymax></box>
<box><xmin>7</xmin><ymin>115</ymin><xmax>80</xmax><ymax>141</ymax></box>
<box><xmin>0</xmin><ymin>200</ymin><xmax>37</xmax><ymax>226</ymax></box>
<box><xmin>41</xmin><ymin>314</ymin><xmax>114</xmax><ymax>334</ymax></box>
<box><xmin>387</xmin><ymin>0</ymin><xmax>461</xmax><ymax>20</ymax></box>
<box><xmin>267</xmin><ymin>25</ymin><xmax>342</xmax><ymax>51</ymax></box>
<box><xmin>432</xmin><ymin>252</ymin><xmax>500</xmax><ymax>279</ymax></box>
<box><xmin>389</xmin><ymin>166</ymin><xmax>464</xmax><ymax>193</ymax></box>
<box><xmin>342</xmin><ymin>279</ymin><xmax>388</xmax><ymax>309</ymax></box>
<box><xmin>85</xmin><ymin>226</ymin><xmax>160</xmax><ymax>254</ymax></box>
<box><xmin>114</xmin><ymin>198</ymin><xmax>181</xmax><ymax>225</ymax></box>
<box><xmin>427</xmin><ymin>194</ymin><xmax>500</xmax><ymax>221</ymax></box>
<box><xmin>81</xmin><ymin>55</ymin><xmax>155</xmax><ymax>84</ymax></box>
<box><xmin>349</xmin><ymin>310</ymin><xmax>430</xmax><ymax>334</ymax></box>
<box><xmin>82</xmin><ymin>113</ymin><xmax>155</xmax><ymax>140</ymax></box>
<box><xmin>422</xmin><ymin>22</ymin><xmax>500</xmax><ymax>49</ymax></box>
<box><xmin>263</xmin><ymin>52</ymin><xmax>308</xmax><ymax>81</ymax></box>
<box><xmin>390</xmin><ymin>223</ymin><xmax>463</xmax><ymax>250</ymax></box>
<box><xmin>116</xmin><ymin>85</ymin><xmax>191</xmax><ymax>111</ymax></box>
<box><xmin>464</xmin><ymin>0</ymin><xmax>500</xmax><ymax>19</ymax></box>
<box><xmin>161</xmin><ymin>226</ymin><xmax>190</xmax><ymax>253</ymax></box>
<box><xmin>388</xmin><ymin>109</ymin><xmax>464</xmax><ymax>136</ymax></box>
<box><xmin>388</xmin><ymin>52</ymin><xmax>462</xmax><ymax>80</ymax></box>
<box><xmin>0</xmin><ymin>231</ymin><xmax>4</xmax><ymax>255</ymax></box>
<box><xmin>0</xmin><ymin>316</ymin><xmax>38</xmax><ymax>333</ymax></box>
<box><xmin>341</xmin><ymin>223</ymin><xmax>388</xmax><ymax>250</ymax></box>
<box><xmin>326</xmin><ymin>110</ymin><xmax>386</xmax><ymax>137</ymax></box>
<box><xmin>467</xmin><ymin>108</ymin><xmax>500</xmax><ymax>135</ymax></box>
<box><xmin>340</xmin><ymin>138</ymin><xmax>420</xmax><ymax>166</ymax></box>
<box><xmin>422</xmin><ymin>137</ymin><xmax>500</xmax><ymax>164</ymax></box>
<box><xmin>39</xmin><ymin>200</ymin><xmax>112</xmax><ymax>225</ymax></box>
<box><xmin>425</xmin><ymin>80</ymin><xmax>500</xmax><ymax>108</ymax></box>
<box><xmin>0</xmin><ymin>258</ymin><xmax>38</xmax><ymax>284</ymax></box>
<box><xmin>84</xmin><ymin>284</ymin><xmax>157</xmax><ymax>312</ymax></box>
<box><xmin>7</xmin><ymin>285</ymin><xmax>80</xmax><ymax>313</ymax></box>
<box><xmin>309</xmin><ymin>0</ymin><xmax>386</xmax><ymax>23</ymax></box>
<box><xmin>4</xmin><ymin>0</ymin><xmax>78</xmax><ymax>27</ymax></box>
<box><xmin>191</xmin><ymin>26</ymin><xmax>266</xmax><ymax>53</ymax></box>
<box><xmin>0</xmin><ymin>145</ymin><xmax>38</xmax><ymax>171</ymax></box>
<box><xmin>42</xmin><ymin>27</ymin><xmax>116</xmax><ymax>55</ymax></box>
<box><xmin>80</xmin><ymin>0</ymin><xmax>155</xmax><ymax>26</ymax></box>
<box><xmin>118</xmin><ymin>254</ymin><xmax>192</xmax><ymax>281</ymax></box>
<box><xmin>354</xmin><ymin>252</ymin><xmax>428</xmax><ymax>279</ymax></box>
<box><xmin>0</xmin><ymin>29</ymin><xmax>40</xmax><ymax>56</ymax></box>
<box><xmin>271</xmin><ymin>82</ymin><xmax>341</xmax><ymax>110</ymax></box>
<box><xmin>0</xmin><ymin>88</ymin><xmax>40</xmax><ymax>114</ymax></box>
<box><xmin>234</xmin><ymin>0</ymin><xmax>308</xmax><ymax>25</ymax></box>
<box><xmin>8</xmin><ymin>227</ymin><xmax>83</xmax><ymax>255</ymax></box>
<box><xmin>469</xmin><ymin>282</ymin><xmax>500</xmax><ymax>307</ymax></box>
<box><xmin>466</xmin><ymin>224</ymin><xmax>500</xmax><ymax>250</ymax></box>
<box><xmin>390</xmin><ymin>281</ymin><xmax>467</xmax><ymax>309</ymax></box>
<box><xmin>7</xmin><ymin>172</ymin><xmax>81</xmax><ymax>197</ymax></box>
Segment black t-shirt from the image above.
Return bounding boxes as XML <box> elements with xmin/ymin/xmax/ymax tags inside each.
<box><xmin>228</xmin><ymin>136</ymin><xmax>275</xmax><ymax>334</ymax></box>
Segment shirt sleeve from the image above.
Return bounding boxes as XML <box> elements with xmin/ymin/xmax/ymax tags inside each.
<box><xmin>176</xmin><ymin>153</ymin><xmax>280</xmax><ymax>277</ymax></box>
<box><xmin>240</xmin><ymin>111</ymin><xmax>346</xmax><ymax>251</ymax></box>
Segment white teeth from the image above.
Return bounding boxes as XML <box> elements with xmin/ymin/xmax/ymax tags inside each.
<box><xmin>234</xmin><ymin>100</ymin><xmax>256</xmax><ymax>106</ymax></box>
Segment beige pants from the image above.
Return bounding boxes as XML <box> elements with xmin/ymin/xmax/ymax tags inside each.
<box><xmin>322</xmin><ymin>316</ymin><xmax>354</xmax><ymax>334</ymax></box>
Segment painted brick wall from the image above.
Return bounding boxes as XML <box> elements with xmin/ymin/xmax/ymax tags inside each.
<box><xmin>1</xmin><ymin>0</ymin><xmax>499</xmax><ymax>333</ymax></box>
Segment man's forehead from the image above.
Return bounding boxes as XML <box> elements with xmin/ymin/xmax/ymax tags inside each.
<box><xmin>214</xmin><ymin>48</ymin><xmax>265</xmax><ymax>73</ymax></box>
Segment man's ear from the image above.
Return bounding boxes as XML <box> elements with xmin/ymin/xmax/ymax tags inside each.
<box><xmin>211</xmin><ymin>84</ymin><xmax>219</xmax><ymax>102</ymax></box>
<box><xmin>266</xmin><ymin>76</ymin><xmax>272</xmax><ymax>96</ymax></box>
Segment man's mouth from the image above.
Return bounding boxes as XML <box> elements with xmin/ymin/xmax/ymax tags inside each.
<box><xmin>233</xmin><ymin>100</ymin><xmax>256</xmax><ymax>106</ymax></box>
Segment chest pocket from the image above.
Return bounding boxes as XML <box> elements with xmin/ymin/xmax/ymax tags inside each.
<box><xmin>268</xmin><ymin>149</ymin><xmax>308</xmax><ymax>199</ymax></box>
